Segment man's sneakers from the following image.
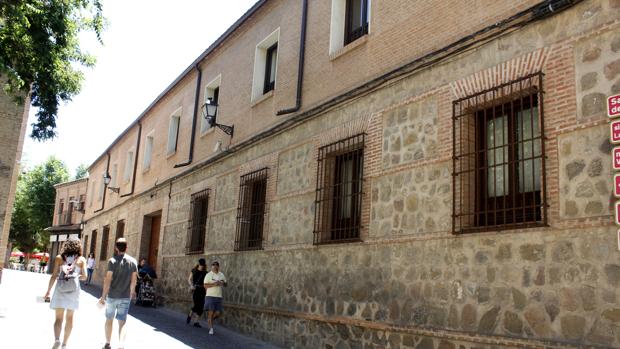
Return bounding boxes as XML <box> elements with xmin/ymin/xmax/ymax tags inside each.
<box><xmin>102</xmin><ymin>344</ymin><xmax>111</xmax><ymax>349</ymax></box>
<box><xmin>193</xmin><ymin>323</ymin><xmax>202</xmax><ymax>328</ymax></box>
<box><xmin>208</xmin><ymin>328</ymin><xmax>214</xmax><ymax>335</ymax></box>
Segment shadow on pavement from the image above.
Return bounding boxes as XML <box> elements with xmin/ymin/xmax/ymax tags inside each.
<box><xmin>80</xmin><ymin>282</ymin><xmax>279</xmax><ymax>349</ymax></box>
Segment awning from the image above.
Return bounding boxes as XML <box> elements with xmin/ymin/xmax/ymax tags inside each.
<box><xmin>44</xmin><ymin>224</ymin><xmax>81</xmax><ymax>233</ymax></box>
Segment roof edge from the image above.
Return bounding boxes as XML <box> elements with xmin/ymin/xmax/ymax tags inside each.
<box><xmin>54</xmin><ymin>177</ymin><xmax>88</xmax><ymax>188</ymax></box>
<box><xmin>88</xmin><ymin>0</ymin><xmax>269</xmax><ymax>170</ymax></box>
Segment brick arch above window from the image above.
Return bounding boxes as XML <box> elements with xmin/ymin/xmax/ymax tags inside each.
<box><xmin>450</xmin><ymin>47</ymin><xmax>552</xmax><ymax>100</ymax></box>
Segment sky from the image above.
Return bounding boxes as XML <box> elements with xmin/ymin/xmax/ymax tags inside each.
<box><xmin>22</xmin><ymin>0</ymin><xmax>258</xmax><ymax>176</ymax></box>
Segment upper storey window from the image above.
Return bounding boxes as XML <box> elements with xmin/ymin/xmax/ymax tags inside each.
<box><xmin>345</xmin><ymin>0</ymin><xmax>369</xmax><ymax>45</ymax></box>
<box><xmin>330</xmin><ymin>0</ymin><xmax>370</xmax><ymax>54</ymax></box>
<box><xmin>167</xmin><ymin>107</ymin><xmax>182</xmax><ymax>156</ymax></box>
<box><xmin>201</xmin><ymin>75</ymin><xmax>221</xmax><ymax>135</ymax></box>
<box><xmin>264</xmin><ymin>43</ymin><xmax>277</xmax><ymax>94</ymax></box>
<box><xmin>251</xmin><ymin>28</ymin><xmax>279</xmax><ymax>102</ymax></box>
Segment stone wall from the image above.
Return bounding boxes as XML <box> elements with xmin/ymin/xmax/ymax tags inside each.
<box><xmin>559</xmin><ymin>124</ymin><xmax>613</xmax><ymax>218</ymax></box>
<box><xmin>370</xmin><ymin>163</ymin><xmax>451</xmax><ymax>237</ymax></box>
<box><xmin>81</xmin><ymin>1</ymin><xmax>620</xmax><ymax>348</ymax></box>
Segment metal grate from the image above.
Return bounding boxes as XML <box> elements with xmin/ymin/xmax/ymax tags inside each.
<box><xmin>115</xmin><ymin>220</ymin><xmax>125</xmax><ymax>240</ymax></box>
<box><xmin>452</xmin><ymin>72</ymin><xmax>547</xmax><ymax>234</ymax></box>
<box><xmin>100</xmin><ymin>225</ymin><xmax>110</xmax><ymax>261</ymax></box>
<box><xmin>186</xmin><ymin>189</ymin><xmax>209</xmax><ymax>254</ymax></box>
<box><xmin>235</xmin><ymin>168</ymin><xmax>268</xmax><ymax>251</ymax></box>
<box><xmin>90</xmin><ymin>230</ymin><xmax>97</xmax><ymax>258</ymax></box>
<box><xmin>314</xmin><ymin>134</ymin><xmax>365</xmax><ymax>245</ymax></box>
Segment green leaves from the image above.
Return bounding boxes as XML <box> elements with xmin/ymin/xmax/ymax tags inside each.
<box><xmin>0</xmin><ymin>0</ymin><xmax>105</xmax><ymax>141</ymax></box>
<box><xmin>9</xmin><ymin>157</ymin><xmax>70</xmax><ymax>253</ymax></box>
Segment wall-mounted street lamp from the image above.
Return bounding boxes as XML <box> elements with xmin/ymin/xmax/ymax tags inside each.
<box><xmin>102</xmin><ymin>173</ymin><xmax>120</xmax><ymax>194</ymax></box>
<box><xmin>201</xmin><ymin>97</ymin><xmax>234</xmax><ymax>137</ymax></box>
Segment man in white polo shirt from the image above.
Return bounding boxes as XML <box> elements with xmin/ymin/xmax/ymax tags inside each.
<box><xmin>203</xmin><ymin>261</ymin><xmax>227</xmax><ymax>335</ymax></box>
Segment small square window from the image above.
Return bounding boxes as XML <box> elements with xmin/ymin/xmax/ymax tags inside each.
<box><xmin>345</xmin><ymin>0</ymin><xmax>369</xmax><ymax>45</ymax></box>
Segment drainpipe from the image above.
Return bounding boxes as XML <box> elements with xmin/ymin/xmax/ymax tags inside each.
<box><xmin>277</xmin><ymin>0</ymin><xmax>308</xmax><ymax>115</ymax></box>
<box><xmin>175</xmin><ymin>65</ymin><xmax>203</xmax><ymax>168</ymax></box>
<box><xmin>93</xmin><ymin>153</ymin><xmax>110</xmax><ymax>213</ymax></box>
<box><xmin>120</xmin><ymin>122</ymin><xmax>142</xmax><ymax>198</ymax></box>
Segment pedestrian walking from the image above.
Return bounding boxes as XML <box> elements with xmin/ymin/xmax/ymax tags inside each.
<box><xmin>85</xmin><ymin>253</ymin><xmax>96</xmax><ymax>285</ymax></box>
<box><xmin>43</xmin><ymin>238</ymin><xmax>87</xmax><ymax>349</ymax></box>
<box><xmin>203</xmin><ymin>260</ymin><xmax>227</xmax><ymax>335</ymax></box>
<box><xmin>186</xmin><ymin>258</ymin><xmax>207</xmax><ymax>328</ymax></box>
<box><xmin>98</xmin><ymin>238</ymin><xmax>138</xmax><ymax>349</ymax></box>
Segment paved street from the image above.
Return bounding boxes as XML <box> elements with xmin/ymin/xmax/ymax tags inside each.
<box><xmin>0</xmin><ymin>269</ymin><xmax>282</xmax><ymax>349</ymax></box>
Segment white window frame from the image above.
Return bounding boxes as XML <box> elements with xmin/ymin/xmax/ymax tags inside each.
<box><xmin>124</xmin><ymin>149</ymin><xmax>135</xmax><ymax>183</ymax></box>
<box><xmin>329</xmin><ymin>0</ymin><xmax>371</xmax><ymax>55</ymax></box>
<box><xmin>143</xmin><ymin>131</ymin><xmax>154</xmax><ymax>171</ymax></box>
<box><xmin>167</xmin><ymin>107</ymin><xmax>182</xmax><ymax>156</ymax></box>
<box><xmin>251</xmin><ymin>28</ymin><xmax>280</xmax><ymax>102</ymax></box>
<box><xmin>201</xmin><ymin>75</ymin><xmax>222</xmax><ymax>135</ymax></box>
<box><xmin>98</xmin><ymin>172</ymin><xmax>105</xmax><ymax>202</ymax></box>
<box><xmin>110</xmin><ymin>163</ymin><xmax>118</xmax><ymax>187</ymax></box>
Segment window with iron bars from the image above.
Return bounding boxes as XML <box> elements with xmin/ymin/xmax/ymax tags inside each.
<box><xmin>235</xmin><ymin>168</ymin><xmax>268</xmax><ymax>251</ymax></box>
<box><xmin>100</xmin><ymin>225</ymin><xmax>110</xmax><ymax>261</ymax></box>
<box><xmin>452</xmin><ymin>72</ymin><xmax>547</xmax><ymax>234</ymax></box>
<box><xmin>314</xmin><ymin>134</ymin><xmax>365</xmax><ymax>245</ymax></box>
<box><xmin>115</xmin><ymin>219</ymin><xmax>125</xmax><ymax>240</ymax></box>
<box><xmin>186</xmin><ymin>189</ymin><xmax>209</xmax><ymax>254</ymax></box>
<box><xmin>90</xmin><ymin>230</ymin><xmax>97</xmax><ymax>258</ymax></box>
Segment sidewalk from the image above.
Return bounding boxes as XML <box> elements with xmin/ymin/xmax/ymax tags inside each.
<box><xmin>0</xmin><ymin>269</ymin><xmax>282</xmax><ymax>349</ymax></box>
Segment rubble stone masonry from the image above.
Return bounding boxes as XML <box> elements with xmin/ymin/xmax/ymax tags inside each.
<box><xmin>81</xmin><ymin>0</ymin><xmax>620</xmax><ymax>347</ymax></box>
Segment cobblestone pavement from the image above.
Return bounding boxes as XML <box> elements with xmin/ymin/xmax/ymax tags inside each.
<box><xmin>0</xmin><ymin>269</ymin><xmax>282</xmax><ymax>349</ymax></box>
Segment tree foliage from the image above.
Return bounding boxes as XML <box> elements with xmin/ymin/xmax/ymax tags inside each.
<box><xmin>9</xmin><ymin>157</ymin><xmax>69</xmax><ymax>254</ymax></box>
<box><xmin>0</xmin><ymin>0</ymin><xmax>104</xmax><ymax>140</ymax></box>
<box><xmin>74</xmin><ymin>163</ymin><xmax>88</xmax><ymax>179</ymax></box>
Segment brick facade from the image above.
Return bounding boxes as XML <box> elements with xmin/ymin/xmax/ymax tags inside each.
<box><xmin>81</xmin><ymin>0</ymin><xmax>620</xmax><ymax>347</ymax></box>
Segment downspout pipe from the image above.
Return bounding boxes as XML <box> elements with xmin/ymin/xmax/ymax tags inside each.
<box><xmin>277</xmin><ymin>0</ymin><xmax>308</xmax><ymax>115</ymax></box>
<box><xmin>120</xmin><ymin>122</ymin><xmax>142</xmax><ymax>198</ymax></box>
<box><xmin>175</xmin><ymin>65</ymin><xmax>203</xmax><ymax>168</ymax></box>
<box><xmin>93</xmin><ymin>153</ymin><xmax>110</xmax><ymax>213</ymax></box>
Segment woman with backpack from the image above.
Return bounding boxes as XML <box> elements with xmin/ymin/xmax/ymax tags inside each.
<box><xmin>43</xmin><ymin>237</ymin><xmax>87</xmax><ymax>349</ymax></box>
<box><xmin>186</xmin><ymin>258</ymin><xmax>207</xmax><ymax>327</ymax></box>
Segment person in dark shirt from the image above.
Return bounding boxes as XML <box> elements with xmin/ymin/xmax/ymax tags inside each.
<box><xmin>186</xmin><ymin>258</ymin><xmax>208</xmax><ymax>327</ymax></box>
<box><xmin>138</xmin><ymin>258</ymin><xmax>157</xmax><ymax>279</ymax></box>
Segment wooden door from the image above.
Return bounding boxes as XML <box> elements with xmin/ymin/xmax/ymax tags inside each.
<box><xmin>148</xmin><ymin>215</ymin><xmax>161</xmax><ymax>271</ymax></box>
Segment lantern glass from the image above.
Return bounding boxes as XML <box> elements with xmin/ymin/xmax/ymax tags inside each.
<box><xmin>103</xmin><ymin>174</ymin><xmax>111</xmax><ymax>185</ymax></box>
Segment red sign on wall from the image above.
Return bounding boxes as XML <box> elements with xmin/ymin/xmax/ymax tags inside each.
<box><xmin>616</xmin><ymin>202</ymin><xmax>620</xmax><ymax>225</ymax></box>
<box><xmin>610</xmin><ymin>94</ymin><xmax>620</xmax><ymax>118</ymax></box>
<box><xmin>614</xmin><ymin>147</ymin><xmax>620</xmax><ymax>170</ymax></box>
<box><xmin>615</xmin><ymin>174</ymin><xmax>620</xmax><ymax>197</ymax></box>
<box><xmin>612</xmin><ymin>120</ymin><xmax>620</xmax><ymax>144</ymax></box>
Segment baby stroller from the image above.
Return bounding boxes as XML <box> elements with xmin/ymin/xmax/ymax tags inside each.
<box><xmin>135</xmin><ymin>273</ymin><xmax>157</xmax><ymax>307</ymax></box>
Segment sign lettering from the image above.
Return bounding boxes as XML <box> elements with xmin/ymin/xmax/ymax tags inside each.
<box><xmin>610</xmin><ymin>94</ymin><xmax>620</xmax><ymax>118</ymax></box>
<box><xmin>614</xmin><ymin>147</ymin><xmax>620</xmax><ymax>170</ymax></box>
<box><xmin>612</xmin><ymin>120</ymin><xmax>620</xmax><ymax>144</ymax></box>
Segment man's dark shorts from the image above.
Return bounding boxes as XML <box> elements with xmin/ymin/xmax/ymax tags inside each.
<box><xmin>204</xmin><ymin>296</ymin><xmax>223</xmax><ymax>312</ymax></box>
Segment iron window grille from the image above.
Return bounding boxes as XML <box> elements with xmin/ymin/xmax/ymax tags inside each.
<box><xmin>345</xmin><ymin>0</ymin><xmax>369</xmax><ymax>45</ymax></box>
<box><xmin>314</xmin><ymin>134</ymin><xmax>365</xmax><ymax>245</ymax></box>
<box><xmin>263</xmin><ymin>43</ymin><xmax>278</xmax><ymax>94</ymax></box>
<box><xmin>90</xmin><ymin>230</ymin><xmax>97</xmax><ymax>258</ymax></box>
<box><xmin>100</xmin><ymin>225</ymin><xmax>110</xmax><ymax>261</ymax></box>
<box><xmin>452</xmin><ymin>72</ymin><xmax>547</xmax><ymax>234</ymax></box>
<box><xmin>235</xmin><ymin>168</ymin><xmax>268</xmax><ymax>251</ymax></box>
<box><xmin>115</xmin><ymin>220</ymin><xmax>125</xmax><ymax>240</ymax></box>
<box><xmin>186</xmin><ymin>189</ymin><xmax>210</xmax><ymax>254</ymax></box>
